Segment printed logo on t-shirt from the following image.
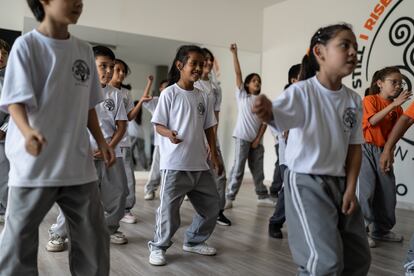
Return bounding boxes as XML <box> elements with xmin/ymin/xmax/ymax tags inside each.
<box><xmin>197</xmin><ymin>102</ymin><xmax>205</xmax><ymax>116</ymax></box>
<box><xmin>103</xmin><ymin>99</ymin><xmax>115</xmax><ymax>111</ymax></box>
<box><xmin>72</xmin><ymin>60</ymin><xmax>90</xmax><ymax>82</ymax></box>
<box><xmin>343</xmin><ymin>107</ymin><xmax>357</xmax><ymax>131</ymax></box>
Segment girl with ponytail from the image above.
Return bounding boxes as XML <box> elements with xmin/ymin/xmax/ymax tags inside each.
<box><xmin>253</xmin><ymin>23</ymin><xmax>371</xmax><ymax>275</ymax></box>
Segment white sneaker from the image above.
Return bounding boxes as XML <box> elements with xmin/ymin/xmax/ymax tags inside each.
<box><xmin>46</xmin><ymin>235</ymin><xmax>66</xmax><ymax>252</ymax></box>
<box><xmin>110</xmin><ymin>231</ymin><xmax>128</xmax><ymax>245</ymax></box>
<box><xmin>144</xmin><ymin>192</ymin><xmax>155</xmax><ymax>200</ymax></box>
<box><xmin>257</xmin><ymin>198</ymin><xmax>276</xmax><ymax>207</ymax></box>
<box><xmin>149</xmin><ymin>249</ymin><xmax>166</xmax><ymax>266</ymax></box>
<box><xmin>184</xmin><ymin>195</ymin><xmax>189</xmax><ymax>201</ymax></box>
<box><xmin>120</xmin><ymin>212</ymin><xmax>137</xmax><ymax>224</ymax></box>
<box><xmin>371</xmin><ymin>231</ymin><xmax>403</xmax><ymax>242</ymax></box>
<box><xmin>183</xmin><ymin>243</ymin><xmax>217</xmax><ymax>256</ymax></box>
<box><xmin>368</xmin><ymin>236</ymin><xmax>376</xmax><ymax>248</ymax></box>
<box><xmin>224</xmin><ymin>200</ymin><xmax>233</xmax><ymax>209</ymax></box>
<box><xmin>0</xmin><ymin>214</ymin><xmax>4</xmax><ymax>224</ymax></box>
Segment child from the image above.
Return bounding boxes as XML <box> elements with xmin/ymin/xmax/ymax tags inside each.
<box><xmin>47</xmin><ymin>45</ymin><xmax>129</xmax><ymax>252</ymax></box>
<box><xmin>0</xmin><ymin>38</ymin><xmax>10</xmax><ymax>223</ymax></box>
<box><xmin>194</xmin><ymin>47</ymin><xmax>231</xmax><ymax>226</ymax></box>
<box><xmin>0</xmin><ymin>1</ymin><xmax>113</xmax><ymax>274</ymax></box>
<box><xmin>253</xmin><ymin>24</ymin><xmax>371</xmax><ymax>275</ymax></box>
<box><xmin>148</xmin><ymin>45</ymin><xmax>222</xmax><ymax>266</ymax></box>
<box><xmin>225</xmin><ymin>43</ymin><xmax>273</xmax><ymax>209</ymax></box>
<box><xmin>109</xmin><ymin>59</ymin><xmax>151</xmax><ymax>224</ymax></box>
<box><xmin>143</xmin><ymin>78</ymin><xmax>169</xmax><ymax>200</ymax></box>
<box><xmin>358</xmin><ymin>66</ymin><xmax>410</xmax><ymax>248</ymax></box>
<box><xmin>129</xmin><ymin>100</ymin><xmax>148</xmax><ymax>169</ymax></box>
<box><xmin>380</xmin><ymin>95</ymin><xmax>414</xmax><ymax>276</ymax></box>
<box><xmin>268</xmin><ymin>63</ymin><xmax>301</xmax><ymax>239</ymax></box>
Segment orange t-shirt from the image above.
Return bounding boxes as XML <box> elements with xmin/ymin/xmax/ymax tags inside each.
<box><xmin>362</xmin><ymin>94</ymin><xmax>403</xmax><ymax>147</ymax></box>
<box><xmin>404</xmin><ymin>101</ymin><xmax>414</xmax><ymax>120</ymax></box>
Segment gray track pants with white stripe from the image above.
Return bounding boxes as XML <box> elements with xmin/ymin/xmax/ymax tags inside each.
<box><xmin>358</xmin><ymin>143</ymin><xmax>396</xmax><ymax>236</ymax></box>
<box><xmin>226</xmin><ymin>138</ymin><xmax>268</xmax><ymax>200</ymax></box>
<box><xmin>144</xmin><ymin>145</ymin><xmax>161</xmax><ymax>194</ymax></box>
<box><xmin>148</xmin><ymin>170</ymin><xmax>220</xmax><ymax>251</ymax></box>
<box><xmin>121</xmin><ymin>147</ymin><xmax>136</xmax><ymax>211</ymax></box>
<box><xmin>208</xmin><ymin>147</ymin><xmax>227</xmax><ymax>210</ymax></box>
<box><xmin>0</xmin><ymin>141</ymin><xmax>9</xmax><ymax>215</ymax></box>
<box><xmin>284</xmin><ymin>169</ymin><xmax>371</xmax><ymax>275</ymax></box>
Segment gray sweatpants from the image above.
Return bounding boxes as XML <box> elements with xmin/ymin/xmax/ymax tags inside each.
<box><xmin>121</xmin><ymin>147</ymin><xmax>136</xmax><ymax>212</ymax></box>
<box><xmin>208</xmin><ymin>147</ymin><xmax>227</xmax><ymax>210</ymax></box>
<box><xmin>284</xmin><ymin>169</ymin><xmax>371</xmax><ymax>276</ymax></box>
<box><xmin>0</xmin><ymin>141</ymin><xmax>9</xmax><ymax>215</ymax></box>
<box><xmin>358</xmin><ymin>143</ymin><xmax>396</xmax><ymax>236</ymax></box>
<box><xmin>406</xmin><ymin>234</ymin><xmax>414</xmax><ymax>270</ymax></box>
<box><xmin>148</xmin><ymin>170</ymin><xmax>220</xmax><ymax>251</ymax></box>
<box><xmin>0</xmin><ymin>182</ymin><xmax>109</xmax><ymax>276</ymax></box>
<box><xmin>51</xmin><ymin>158</ymin><xmax>127</xmax><ymax>236</ymax></box>
<box><xmin>144</xmin><ymin>145</ymin><xmax>161</xmax><ymax>194</ymax></box>
<box><xmin>226</xmin><ymin>138</ymin><xmax>268</xmax><ymax>200</ymax></box>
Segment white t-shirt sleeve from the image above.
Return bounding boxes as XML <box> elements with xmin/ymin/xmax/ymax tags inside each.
<box><xmin>88</xmin><ymin>49</ymin><xmax>104</xmax><ymax>109</ymax></box>
<box><xmin>125</xmin><ymin>90</ymin><xmax>134</xmax><ymax>113</ymax></box>
<box><xmin>152</xmin><ymin>91</ymin><xmax>170</xmax><ymax>127</ymax></box>
<box><xmin>214</xmin><ymin>85</ymin><xmax>222</xmax><ymax>112</ymax></box>
<box><xmin>0</xmin><ymin>38</ymin><xmax>37</xmax><ymax>112</ymax></box>
<box><xmin>349</xmin><ymin>94</ymin><xmax>364</xmax><ymax>145</ymax></box>
<box><xmin>114</xmin><ymin>92</ymin><xmax>128</xmax><ymax>121</ymax></box>
<box><xmin>270</xmin><ymin>87</ymin><xmax>306</xmax><ymax>132</ymax></box>
<box><xmin>235</xmin><ymin>85</ymin><xmax>247</xmax><ymax>99</ymax></box>
<box><xmin>204</xmin><ymin>92</ymin><xmax>217</xmax><ymax>130</ymax></box>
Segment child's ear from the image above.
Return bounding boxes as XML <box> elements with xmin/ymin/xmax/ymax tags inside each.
<box><xmin>313</xmin><ymin>45</ymin><xmax>324</xmax><ymax>61</ymax></box>
<box><xmin>176</xmin><ymin>61</ymin><xmax>183</xmax><ymax>71</ymax></box>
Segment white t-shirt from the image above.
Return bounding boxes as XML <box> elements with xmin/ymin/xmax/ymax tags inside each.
<box><xmin>128</xmin><ymin>120</ymin><xmax>145</xmax><ymax>140</ymax></box>
<box><xmin>232</xmin><ymin>86</ymin><xmax>262</xmax><ymax>142</ymax></box>
<box><xmin>278</xmin><ymin>134</ymin><xmax>287</xmax><ymax>166</ymax></box>
<box><xmin>152</xmin><ymin>84</ymin><xmax>217</xmax><ymax>171</ymax></box>
<box><xmin>194</xmin><ymin>79</ymin><xmax>222</xmax><ymax>112</ymax></box>
<box><xmin>90</xmin><ymin>85</ymin><xmax>127</xmax><ymax>157</ymax></box>
<box><xmin>0</xmin><ymin>29</ymin><xmax>103</xmax><ymax>187</ymax></box>
<box><xmin>118</xmin><ymin>87</ymin><xmax>134</xmax><ymax>148</ymax></box>
<box><xmin>143</xmin><ymin>96</ymin><xmax>160</xmax><ymax>146</ymax></box>
<box><xmin>270</xmin><ymin>76</ymin><xmax>364</xmax><ymax>176</ymax></box>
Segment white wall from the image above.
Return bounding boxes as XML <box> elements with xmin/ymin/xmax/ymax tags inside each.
<box><xmin>262</xmin><ymin>0</ymin><xmax>414</xmax><ymax>208</ymax></box>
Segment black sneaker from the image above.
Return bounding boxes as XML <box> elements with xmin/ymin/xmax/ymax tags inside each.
<box><xmin>217</xmin><ymin>210</ymin><xmax>231</xmax><ymax>226</ymax></box>
<box><xmin>269</xmin><ymin>224</ymin><xmax>283</xmax><ymax>239</ymax></box>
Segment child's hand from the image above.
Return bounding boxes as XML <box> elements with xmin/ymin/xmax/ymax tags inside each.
<box><xmin>168</xmin><ymin>130</ymin><xmax>182</xmax><ymax>144</ymax></box>
<box><xmin>252</xmin><ymin>95</ymin><xmax>273</xmax><ymax>123</ymax></box>
<box><xmin>98</xmin><ymin>142</ymin><xmax>116</xmax><ymax>167</ymax></box>
<box><xmin>394</xmin><ymin>90</ymin><xmax>412</xmax><ymax>106</ymax></box>
<box><xmin>342</xmin><ymin>190</ymin><xmax>357</xmax><ymax>216</ymax></box>
<box><xmin>251</xmin><ymin>139</ymin><xmax>260</xmax><ymax>149</ymax></box>
<box><xmin>230</xmin><ymin>43</ymin><xmax>237</xmax><ymax>53</ymax></box>
<box><xmin>380</xmin><ymin>149</ymin><xmax>394</xmax><ymax>174</ymax></box>
<box><xmin>140</xmin><ymin>95</ymin><xmax>153</xmax><ymax>103</ymax></box>
<box><xmin>148</xmin><ymin>75</ymin><xmax>154</xmax><ymax>82</ymax></box>
<box><xmin>211</xmin><ymin>152</ymin><xmax>224</xmax><ymax>176</ymax></box>
<box><xmin>24</xmin><ymin>129</ymin><xmax>46</xmax><ymax>156</ymax></box>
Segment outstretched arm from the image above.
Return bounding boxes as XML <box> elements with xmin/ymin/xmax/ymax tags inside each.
<box><xmin>230</xmin><ymin>43</ymin><xmax>243</xmax><ymax>89</ymax></box>
<box><xmin>127</xmin><ymin>75</ymin><xmax>154</xmax><ymax>121</ymax></box>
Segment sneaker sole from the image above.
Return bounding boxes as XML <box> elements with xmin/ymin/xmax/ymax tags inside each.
<box><xmin>120</xmin><ymin>218</ymin><xmax>137</xmax><ymax>224</ymax></box>
<box><xmin>217</xmin><ymin>220</ymin><xmax>231</xmax><ymax>226</ymax></box>
<box><xmin>371</xmin><ymin>236</ymin><xmax>403</xmax><ymax>242</ymax></box>
<box><xmin>46</xmin><ymin>245</ymin><xmax>66</xmax><ymax>252</ymax></box>
<box><xmin>183</xmin><ymin>246</ymin><xmax>217</xmax><ymax>256</ymax></box>
<box><xmin>149</xmin><ymin>258</ymin><xmax>166</xmax><ymax>266</ymax></box>
<box><xmin>256</xmin><ymin>203</ymin><xmax>276</xmax><ymax>207</ymax></box>
<box><xmin>110</xmin><ymin>239</ymin><xmax>128</xmax><ymax>245</ymax></box>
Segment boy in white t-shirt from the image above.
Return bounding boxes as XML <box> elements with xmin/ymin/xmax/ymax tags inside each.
<box><xmin>46</xmin><ymin>45</ymin><xmax>129</xmax><ymax>252</ymax></box>
<box><xmin>0</xmin><ymin>39</ymin><xmax>10</xmax><ymax>224</ymax></box>
<box><xmin>143</xmin><ymin>78</ymin><xmax>168</xmax><ymax>200</ymax></box>
<box><xmin>0</xmin><ymin>1</ymin><xmax>114</xmax><ymax>275</ymax></box>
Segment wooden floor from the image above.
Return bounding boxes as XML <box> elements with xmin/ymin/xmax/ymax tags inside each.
<box><xmin>0</xmin><ymin>174</ymin><xmax>412</xmax><ymax>275</ymax></box>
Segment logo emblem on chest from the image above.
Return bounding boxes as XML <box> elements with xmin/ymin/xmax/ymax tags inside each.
<box><xmin>343</xmin><ymin>107</ymin><xmax>357</xmax><ymax>130</ymax></box>
<box><xmin>72</xmin><ymin>60</ymin><xmax>90</xmax><ymax>82</ymax></box>
<box><xmin>103</xmin><ymin>99</ymin><xmax>115</xmax><ymax>111</ymax></box>
<box><xmin>197</xmin><ymin>102</ymin><xmax>205</xmax><ymax>116</ymax></box>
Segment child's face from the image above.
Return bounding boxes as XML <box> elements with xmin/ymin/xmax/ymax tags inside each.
<box><xmin>247</xmin><ymin>75</ymin><xmax>261</xmax><ymax>95</ymax></box>
<box><xmin>44</xmin><ymin>0</ymin><xmax>83</xmax><ymax>25</ymax></box>
<box><xmin>378</xmin><ymin>72</ymin><xmax>405</xmax><ymax>99</ymax></box>
<box><xmin>317</xmin><ymin>30</ymin><xmax>358</xmax><ymax>78</ymax></box>
<box><xmin>178</xmin><ymin>52</ymin><xmax>204</xmax><ymax>83</ymax></box>
<box><xmin>111</xmin><ymin>62</ymin><xmax>126</xmax><ymax>84</ymax></box>
<box><xmin>95</xmin><ymin>56</ymin><xmax>115</xmax><ymax>85</ymax></box>
<box><xmin>203</xmin><ymin>54</ymin><xmax>214</xmax><ymax>75</ymax></box>
<box><xmin>0</xmin><ymin>48</ymin><xmax>8</xmax><ymax>69</ymax></box>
